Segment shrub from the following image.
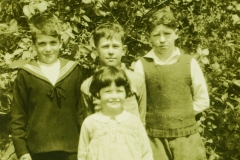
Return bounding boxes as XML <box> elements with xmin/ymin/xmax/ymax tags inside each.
<box><xmin>1</xmin><ymin>0</ymin><xmax>240</xmax><ymax>159</ymax></box>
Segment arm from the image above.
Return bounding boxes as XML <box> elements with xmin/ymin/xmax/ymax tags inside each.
<box><xmin>11</xmin><ymin>71</ymin><xmax>29</xmax><ymax>158</ymax></box>
<box><xmin>136</xmin><ymin>76</ymin><xmax>147</xmax><ymax>126</ymax></box>
<box><xmin>134</xmin><ymin>60</ymin><xmax>147</xmax><ymax>125</ymax></box>
<box><xmin>76</xmin><ymin>65</ymin><xmax>85</xmax><ymax>126</ymax></box>
<box><xmin>134</xmin><ymin>60</ymin><xmax>145</xmax><ymax>78</ymax></box>
<box><xmin>80</xmin><ymin>78</ymin><xmax>95</xmax><ymax>119</ymax></box>
<box><xmin>191</xmin><ymin>59</ymin><xmax>210</xmax><ymax>114</ymax></box>
<box><xmin>137</xmin><ymin>120</ymin><xmax>153</xmax><ymax>160</ymax></box>
<box><xmin>78</xmin><ymin>119</ymin><xmax>91</xmax><ymax>160</ymax></box>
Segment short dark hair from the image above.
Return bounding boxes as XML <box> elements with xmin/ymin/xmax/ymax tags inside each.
<box><xmin>29</xmin><ymin>13</ymin><xmax>62</xmax><ymax>43</ymax></box>
<box><xmin>92</xmin><ymin>23</ymin><xmax>125</xmax><ymax>47</ymax></box>
<box><xmin>89</xmin><ymin>66</ymin><xmax>132</xmax><ymax>98</ymax></box>
<box><xmin>147</xmin><ymin>7</ymin><xmax>178</xmax><ymax>33</ymax></box>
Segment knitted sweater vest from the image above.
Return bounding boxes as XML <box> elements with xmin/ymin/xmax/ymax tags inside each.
<box><xmin>140</xmin><ymin>54</ymin><xmax>198</xmax><ymax>138</ymax></box>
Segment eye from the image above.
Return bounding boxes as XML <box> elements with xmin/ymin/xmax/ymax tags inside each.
<box><xmin>117</xmin><ymin>88</ymin><xmax>125</xmax><ymax>92</ymax></box>
<box><xmin>37</xmin><ymin>42</ymin><xmax>46</xmax><ymax>46</ymax></box>
<box><xmin>153</xmin><ymin>34</ymin><xmax>160</xmax><ymax>37</ymax></box>
<box><xmin>50</xmin><ymin>41</ymin><xmax>58</xmax><ymax>45</ymax></box>
<box><xmin>101</xmin><ymin>44</ymin><xmax>109</xmax><ymax>48</ymax></box>
<box><xmin>113</xmin><ymin>45</ymin><xmax>120</xmax><ymax>48</ymax></box>
<box><xmin>164</xmin><ymin>32</ymin><xmax>171</xmax><ymax>35</ymax></box>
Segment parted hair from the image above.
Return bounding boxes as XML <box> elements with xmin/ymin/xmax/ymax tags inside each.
<box><xmin>147</xmin><ymin>6</ymin><xmax>178</xmax><ymax>33</ymax></box>
<box><xmin>92</xmin><ymin>23</ymin><xmax>125</xmax><ymax>47</ymax></box>
<box><xmin>89</xmin><ymin>66</ymin><xmax>132</xmax><ymax>98</ymax></box>
<box><xmin>29</xmin><ymin>13</ymin><xmax>62</xmax><ymax>43</ymax></box>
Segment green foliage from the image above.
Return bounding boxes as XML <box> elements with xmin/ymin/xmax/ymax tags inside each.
<box><xmin>1</xmin><ymin>0</ymin><xmax>240</xmax><ymax>159</ymax></box>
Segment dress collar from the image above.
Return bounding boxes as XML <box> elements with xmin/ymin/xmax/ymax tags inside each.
<box><xmin>93</xmin><ymin>110</ymin><xmax>131</xmax><ymax>124</ymax></box>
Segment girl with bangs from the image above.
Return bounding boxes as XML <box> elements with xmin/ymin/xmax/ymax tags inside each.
<box><xmin>78</xmin><ymin>66</ymin><xmax>153</xmax><ymax>160</ymax></box>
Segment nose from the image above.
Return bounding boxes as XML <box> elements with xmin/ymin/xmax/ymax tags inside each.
<box><xmin>159</xmin><ymin>35</ymin><xmax>166</xmax><ymax>43</ymax></box>
<box><xmin>45</xmin><ymin>44</ymin><xmax>52</xmax><ymax>52</ymax></box>
<box><xmin>111</xmin><ymin>91</ymin><xmax>118</xmax><ymax>99</ymax></box>
<box><xmin>108</xmin><ymin>46</ymin><xmax>114</xmax><ymax>55</ymax></box>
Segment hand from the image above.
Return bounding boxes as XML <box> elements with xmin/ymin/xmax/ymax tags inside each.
<box><xmin>20</xmin><ymin>153</ymin><xmax>32</xmax><ymax>160</ymax></box>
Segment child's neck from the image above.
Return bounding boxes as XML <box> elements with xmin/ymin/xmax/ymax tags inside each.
<box><xmin>154</xmin><ymin>47</ymin><xmax>176</xmax><ymax>62</ymax></box>
<box><xmin>101</xmin><ymin>108</ymin><xmax>124</xmax><ymax>117</ymax></box>
<box><xmin>37</xmin><ymin>59</ymin><xmax>59</xmax><ymax>67</ymax></box>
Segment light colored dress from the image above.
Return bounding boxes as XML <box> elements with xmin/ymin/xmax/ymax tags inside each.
<box><xmin>78</xmin><ymin>111</ymin><xmax>153</xmax><ymax>160</ymax></box>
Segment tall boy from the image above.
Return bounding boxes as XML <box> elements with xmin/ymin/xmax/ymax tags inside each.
<box><xmin>134</xmin><ymin>7</ymin><xmax>210</xmax><ymax>160</ymax></box>
<box><xmin>11</xmin><ymin>14</ymin><xmax>84</xmax><ymax>160</ymax></box>
<box><xmin>81</xmin><ymin>23</ymin><xmax>146</xmax><ymax>124</ymax></box>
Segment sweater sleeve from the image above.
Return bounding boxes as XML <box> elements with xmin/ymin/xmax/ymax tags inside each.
<box><xmin>11</xmin><ymin>71</ymin><xmax>29</xmax><ymax>158</ymax></box>
<box><xmin>76</xmin><ymin>65</ymin><xmax>85</xmax><ymax>127</ymax></box>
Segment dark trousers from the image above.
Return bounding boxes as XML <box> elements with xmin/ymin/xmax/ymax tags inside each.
<box><xmin>31</xmin><ymin>151</ymin><xmax>77</xmax><ymax>160</ymax></box>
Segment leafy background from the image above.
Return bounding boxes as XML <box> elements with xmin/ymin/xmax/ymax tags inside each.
<box><xmin>0</xmin><ymin>0</ymin><xmax>240</xmax><ymax>159</ymax></box>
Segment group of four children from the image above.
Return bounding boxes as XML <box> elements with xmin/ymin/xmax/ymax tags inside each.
<box><xmin>11</xmin><ymin>6</ymin><xmax>209</xmax><ymax>160</ymax></box>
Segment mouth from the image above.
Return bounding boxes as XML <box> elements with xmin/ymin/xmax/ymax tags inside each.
<box><xmin>159</xmin><ymin>45</ymin><xmax>168</xmax><ymax>48</ymax></box>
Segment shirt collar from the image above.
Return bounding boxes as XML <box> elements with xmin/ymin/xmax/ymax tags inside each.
<box><xmin>143</xmin><ymin>47</ymin><xmax>181</xmax><ymax>64</ymax></box>
<box><xmin>94</xmin><ymin>110</ymin><xmax>130</xmax><ymax>124</ymax></box>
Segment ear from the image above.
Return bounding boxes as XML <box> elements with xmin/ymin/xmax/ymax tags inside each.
<box><xmin>122</xmin><ymin>45</ymin><xmax>127</xmax><ymax>56</ymax></box>
<box><xmin>92</xmin><ymin>46</ymin><xmax>99</xmax><ymax>57</ymax></box>
<box><xmin>59</xmin><ymin>40</ymin><xmax>63</xmax><ymax>49</ymax></box>
<box><xmin>174</xmin><ymin>29</ymin><xmax>179</xmax><ymax>40</ymax></box>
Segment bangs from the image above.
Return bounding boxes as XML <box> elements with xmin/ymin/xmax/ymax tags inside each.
<box><xmin>89</xmin><ymin>66</ymin><xmax>132</xmax><ymax>98</ymax></box>
<box><xmin>97</xmin><ymin>71</ymin><xmax>129</xmax><ymax>89</ymax></box>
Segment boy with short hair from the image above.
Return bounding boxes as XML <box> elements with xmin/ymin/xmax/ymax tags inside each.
<box><xmin>11</xmin><ymin>13</ymin><xmax>85</xmax><ymax>160</ymax></box>
<box><xmin>134</xmin><ymin>7</ymin><xmax>210</xmax><ymax>160</ymax></box>
<box><xmin>81</xmin><ymin>23</ymin><xmax>146</xmax><ymax>124</ymax></box>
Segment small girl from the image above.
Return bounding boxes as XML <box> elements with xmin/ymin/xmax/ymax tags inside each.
<box><xmin>77</xmin><ymin>66</ymin><xmax>153</xmax><ymax>160</ymax></box>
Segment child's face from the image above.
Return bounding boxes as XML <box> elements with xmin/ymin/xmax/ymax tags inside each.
<box><xmin>99</xmin><ymin>82</ymin><xmax>126</xmax><ymax>112</ymax></box>
<box><xmin>149</xmin><ymin>24</ymin><xmax>178</xmax><ymax>55</ymax></box>
<box><xmin>34</xmin><ymin>34</ymin><xmax>62</xmax><ymax>64</ymax></box>
<box><xmin>96</xmin><ymin>35</ymin><xmax>127</xmax><ymax>67</ymax></box>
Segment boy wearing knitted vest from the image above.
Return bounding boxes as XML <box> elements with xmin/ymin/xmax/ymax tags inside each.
<box><xmin>81</xmin><ymin>23</ymin><xmax>146</xmax><ymax>125</ymax></box>
<box><xmin>134</xmin><ymin>7</ymin><xmax>209</xmax><ymax>160</ymax></box>
<box><xmin>11</xmin><ymin>13</ymin><xmax>85</xmax><ymax>160</ymax></box>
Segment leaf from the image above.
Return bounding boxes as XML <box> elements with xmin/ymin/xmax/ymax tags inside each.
<box><xmin>226</xmin><ymin>101</ymin><xmax>234</xmax><ymax>110</ymax></box>
<box><xmin>211</xmin><ymin>62</ymin><xmax>220</xmax><ymax>70</ymax></box>
<box><xmin>9</xmin><ymin>19</ymin><xmax>18</xmax><ymax>31</ymax></box>
<box><xmin>221</xmin><ymin>92</ymin><xmax>228</xmax><ymax>101</ymax></box>
<box><xmin>200</xmin><ymin>56</ymin><xmax>209</xmax><ymax>64</ymax></box>
<box><xmin>61</xmin><ymin>33</ymin><xmax>70</xmax><ymax>43</ymax></box>
<box><xmin>18</xmin><ymin>42</ymin><xmax>27</xmax><ymax>49</ymax></box>
<box><xmin>233</xmin><ymin>80</ymin><xmax>240</xmax><ymax>87</ymax></box>
<box><xmin>202</xmin><ymin>48</ymin><xmax>209</xmax><ymax>55</ymax></box>
<box><xmin>82</xmin><ymin>15</ymin><xmax>91</xmax><ymax>22</ymax></box>
<box><xmin>33</xmin><ymin>1</ymin><xmax>48</xmax><ymax>13</ymax></box>
<box><xmin>22</xmin><ymin>51</ymin><xmax>31</xmax><ymax>59</ymax></box>
<box><xmin>28</xmin><ymin>3</ymin><xmax>35</xmax><ymax>14</ymax></box>
<box><xmin>9</xmin><ymin>59</ymin><xmax>29</xmax><ymax>69</ymax></box>
<box><xmin>12</xmin><ymin>49</ymin><xmax>23</xmax><ymax>56</ymax></box>
<box><xmin>91</xmin><ymin>52</ymin><xmax>97</xmax><ymax>60</ymax></box>
<box><xmin>65</xmin><ymin>28</ymin><xmax>75</xmax><ymax>39</ymax></box>
<box><xmin>4</xmin><ymin>53</ymin><xmax>14</xmax><ymax>65</ymax></box>
<box><xmin>0</xmin><ymin>23</ymin><xmax>8</xmax><ymax>30</ymax></box>
<box><xmin>232</xmin><ymin>14</ymin><xmax>240</xmax><ymax>24</ymax></box>
<box><xmin>82</xmin><ymin>0</ymin><xmax>92</xmax><ymax>4</ymax></box>
<box><xmin>23</xmin><ymin>5</ymin><xmax>31</xmax><ymax>18</ymax></box>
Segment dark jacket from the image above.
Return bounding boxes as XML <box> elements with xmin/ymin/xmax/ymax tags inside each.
<box><xmin>11</xmin><ymin>58</ymin><xmax>84</xmax><ymax>157</ymax></box>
